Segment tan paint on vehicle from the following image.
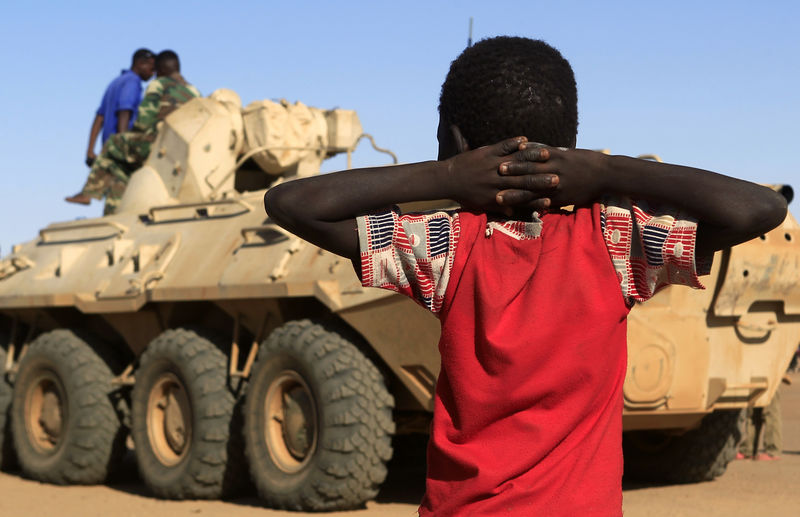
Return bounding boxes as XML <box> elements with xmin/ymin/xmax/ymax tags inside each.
<box><xmin>0</xmin><ymin>90</ymin><xmax>797</xmax><ymax>483</ymax></box>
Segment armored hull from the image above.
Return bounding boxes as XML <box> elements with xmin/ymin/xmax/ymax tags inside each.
<box><xmin>0</xmin><ymin>92</ymin><xmax>797</xmax><ymax>508</ymax></box>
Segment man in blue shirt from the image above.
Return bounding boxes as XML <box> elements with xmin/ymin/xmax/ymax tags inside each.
<box><xmin>66</xmin><ymin>48</ymin><xmax>154</xmax><ymax>205</ymax></box>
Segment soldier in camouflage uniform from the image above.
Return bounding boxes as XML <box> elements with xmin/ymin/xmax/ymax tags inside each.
<box><xmin>67</xmin><ymin>50</ymin><xmax>200</xmax><ymax>215</ymax></box>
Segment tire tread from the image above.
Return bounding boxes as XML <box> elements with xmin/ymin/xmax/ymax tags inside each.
<box><xmin>624</xmin><ymin>409</ymin><xmax>742</xmax><ymax>483</ymax></box>
<box><xmin>132</xmin><ymin>327</ymin><xmax>244</xmax><ymax>500</ymax></box>
<box><xmin>10</xmin><ymin>329</ymin><xmax>124</xmax><ymax>484</ymax></box>
<box><xmin>245</xmin><ymin>319</ymin><xmax>395</xmax><ymax>511</ymax></box>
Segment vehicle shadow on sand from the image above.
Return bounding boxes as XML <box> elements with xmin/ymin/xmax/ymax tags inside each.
<box><xmin>374</xmin><ymin>433</ymin><xmax>427</xmax><ymax>504</ymax></box>
<box><xmin>16</xmin><ymin>433</ymin><xmax>747</xmax><ymax>508</ymax></box>
<box><xmin>102</xmin><ymin>435</ymin><xmax>430</xmax><ymax>508</ymax></box>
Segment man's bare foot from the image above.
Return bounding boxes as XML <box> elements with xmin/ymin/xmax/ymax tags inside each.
<box><xmin>755</xmin><ymin>453</ymin><xmax>780</xmax><ymax>461</ymax></box>
<box><xmin>65</xmin><ymin>193</ymin><xmax>91</xmax><ymax>205</ymax></box>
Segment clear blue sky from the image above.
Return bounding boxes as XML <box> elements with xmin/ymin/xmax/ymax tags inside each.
<box><xmin>1</xmin><ymin>0</ymin><xmax>798</xmax><ymax>254</ymax></box>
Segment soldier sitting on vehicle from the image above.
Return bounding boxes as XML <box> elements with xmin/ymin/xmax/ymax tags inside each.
<box><xmin>66</xmin><ymin>50</ymin><xmax>201</xmax><ymax>215</ymax></box>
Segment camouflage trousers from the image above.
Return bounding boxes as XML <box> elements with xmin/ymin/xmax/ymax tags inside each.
<box><xmin>81</xmin><ymin>131</ymin><xmax>154</xmax><ymax>215</ymax></box>
<box><xmin>739</xmin><ymin>389</ymin><xmax>782</xmax><ymax>456</ymax></box>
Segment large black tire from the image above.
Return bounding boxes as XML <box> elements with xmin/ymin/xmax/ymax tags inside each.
<box><xmin>0</xmin><ymin>344</ymin><xmax>14</xmax><ymax>470</ymax></box>
<box><xmin>623</xmin><ymin>409</ymin><xmax>742</xmax><ymax>483</ymax></box>
<box><xmin>10</xmin><ymin>329</ymin><xmax>125</xmax><ymax>484</ymax></box>
<box><xmin>243</xmin><ymin>320</ymin><xmax>395</xmax><ymax>511</ymax></box>
<box><xmin>131</xmin><ymin>328</ymin><xmax>244</xmax><ymax>499</ymax></box>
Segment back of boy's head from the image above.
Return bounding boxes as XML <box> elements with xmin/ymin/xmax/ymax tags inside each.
<box><xmin>439</xmin><ymin>36</ymin><xmax>578</xmax><ymax>149</ymax></box>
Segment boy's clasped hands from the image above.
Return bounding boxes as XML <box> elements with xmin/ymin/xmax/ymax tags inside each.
<box><xmin>440</xmin><ymin>136</ymin><xmax>609</xmax><ymax>216</ymax></box>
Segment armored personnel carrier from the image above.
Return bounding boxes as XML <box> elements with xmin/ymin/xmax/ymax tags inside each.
<box><xmin>0</xmin><ymin>89</ymin><xmax>797</xmax><ymax>510</ymax></box>
<box><xmin>622</xmin><ymin>181</ymin><xmax>798</xmax><ymax>483</ymax></box>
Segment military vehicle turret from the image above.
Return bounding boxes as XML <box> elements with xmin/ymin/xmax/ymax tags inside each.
<box><xmin>0</xmin><ymin>89</ymin><xmax>797</xmax><ymax>510</ymax></box>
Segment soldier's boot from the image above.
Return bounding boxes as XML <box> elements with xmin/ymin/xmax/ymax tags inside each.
<box><xmin>67</xmin><ymin>137</ymin><xmax>127</xmax><ymax>206</ymax></box>
<box><xmin>66</xmin><ymin>168</ymin><xmax>112</xmax><ymax>205</ymax></box>
<box><xmin>65</xmin><ymin>193</ymin><xmax>92</xmax><ymax>205</ymax></box>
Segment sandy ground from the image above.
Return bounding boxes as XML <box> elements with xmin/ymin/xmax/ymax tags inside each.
<box><xmin>1</xmin><ymin>374</ymin><xmax>798</xmax><ymax>517</ymax></box>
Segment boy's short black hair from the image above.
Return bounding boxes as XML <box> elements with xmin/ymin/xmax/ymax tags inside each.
<box><xmin>439</xmin><ymin>36</ymin><xmax>578</xmax><ymax>149</ymax></box>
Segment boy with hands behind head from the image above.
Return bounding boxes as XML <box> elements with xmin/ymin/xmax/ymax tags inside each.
<box><xmin>264</xmin><ymin>36</ymin><xmax>786</xmax><ymax>516</ymax></box>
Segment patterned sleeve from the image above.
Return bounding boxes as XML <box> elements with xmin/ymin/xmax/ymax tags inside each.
<box><xmin>356</xmin><ymin>208</ymin><xmax>460</xmax><ymax>315</ymax></box>
<box><xmin>601</xmin><ymin>197</ymin><xmax>713</xmax><ymax>303</ymax></box>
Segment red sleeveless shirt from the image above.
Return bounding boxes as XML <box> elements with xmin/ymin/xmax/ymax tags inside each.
<box><xmin>357</xmin><ymin>201</ymin><xmax>707</xmax><ymax>516</ymax></box>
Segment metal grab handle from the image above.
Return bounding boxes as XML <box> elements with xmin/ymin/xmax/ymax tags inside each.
<box><xmin>240</xmin><ymin>224</ymin><xmax>304</xmax><ymax>280</ymax></box>
<box><xmin>128</xmin><ymin>271</ymin><xmax>165</xmax><ymax>294</ymax></box>
<box><xmin>240</xmin><ymin>224</ymin><xmax>297</xmax><ymax>243</ymax></box>
<box><xmin>39</xmin><ymin>220</ymin><xmax>128</xmax><ymax>242</ymax></box>
<box><xmin>148</xmin><ymin>199</ymin><xmax>252</xmax><ymax>221</ymax></box>
<box><xmin>735</xmin><ymin>320</ymin><xmax>778</xmax><ymax>333</ymax></box>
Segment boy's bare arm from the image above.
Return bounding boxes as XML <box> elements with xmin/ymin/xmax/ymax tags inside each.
<box><xmin>499</xmin><ymin>146</ymin><xmax>788</xmax><ymax>254</ymax></box>
<box><xmin>264</xmin><ymin>137</ymin><xmax>554</xmax><ymax>263</ymax></box>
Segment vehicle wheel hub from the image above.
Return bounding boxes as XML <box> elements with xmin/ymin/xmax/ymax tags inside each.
<box><xmin>282</xmin><ymin>387</ymin><xmax>312</xmax><ymax>457</ymax></box>
<box><xmin>147</xmin><ymin>373</ymin><xmax>191</xmax><ymax>466</ymax></box>
<box><xmin>164</xmin><ymin>391</ymin><xmax>187</xmax><ymax>453</ymax></box>
<box><xmin>39</xmin><ymin>390</ymin><xmax>63</xmax><ymax>439</ymax></box>
<box><xmin>265</xmin><ymin>371</ymin><xmax>317</xmax><ymax>473</ymax></box>
<box><xmin>26</xmin><ymin>374</ymin><xmax>66</xmax><ymax>452</ymax></box>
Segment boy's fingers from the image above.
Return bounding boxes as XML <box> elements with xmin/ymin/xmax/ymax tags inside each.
<box><xmin>526</xmin><ymin>198</ymin><xmax>553</xmax><ymax>211</ymax></box>
<box><xmin>500</xmin><ymin>173</ymin><xmax>559</xmax><ymax>190</ymax></box>
<box><xmin>496</xmin><ymin>189</ymin><xmax>552</xmax><ymax>209</ymax></box>
<box><xmin>496</xmin><ymin>189</ymin><xmax>534</xmax><ymax>205</ymax></box>
<box><xmin>521</xmin><ymin>141</ymin><xmax>550</xmax><ymax>150</ymax></box>
<box><xmin>516</xmin><ymin>145</ymin><xmax>551</xmax><ymax>163</ymax></box>
<box><xmin>499</xmin><ymin>161</ymin><xmax>553</xmax><ymax>176</ymax></box>
<box><xmin>495</xmin><ymin>136</ymin><xmax>529</xmax><ymax>156</ymax></box>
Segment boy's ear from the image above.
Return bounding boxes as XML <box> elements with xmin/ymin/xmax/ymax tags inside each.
<box><xmin>450</xmin><ymin>124</ymin><xmax>470</xmax><ymax>154</ymax></box>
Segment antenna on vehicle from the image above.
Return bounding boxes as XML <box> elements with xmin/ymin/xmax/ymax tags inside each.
<box><xmin>467</xmin><ymin>17</ymin><xmax>473</xmax><ymax>47</ymax></box>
